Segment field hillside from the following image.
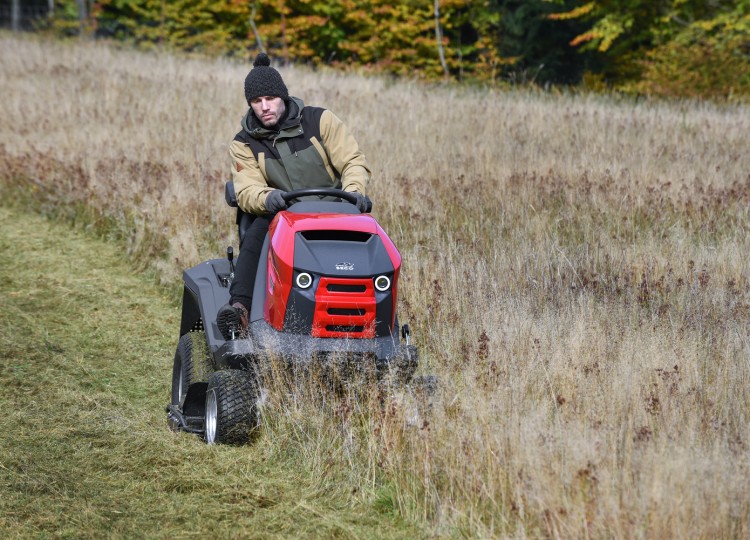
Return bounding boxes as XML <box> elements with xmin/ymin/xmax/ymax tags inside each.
<box><xmin>2</xmin><ymin>34</ymin><xmax>750</xmax><ymax>537</ymax></box>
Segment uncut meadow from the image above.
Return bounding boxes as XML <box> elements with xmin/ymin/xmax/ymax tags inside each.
<box><xmin>2</xmin><ymin>34</ymin><xmax>750</xmax><ymax>537</ymax></box>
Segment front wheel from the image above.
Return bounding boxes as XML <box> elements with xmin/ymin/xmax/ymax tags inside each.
<box><xmin>171</xmin><ymin>331</ymin><xmax>212</xmax><ymax>407</ymax></box>
<box><xmin>205</xmin><ymin>370</ymin><xmax>259</xmax><ymax>445</ymax></box>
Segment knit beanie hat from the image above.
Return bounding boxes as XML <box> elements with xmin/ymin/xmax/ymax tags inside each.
<box><xmin>244</xmin><ymin>53</ymin><xmax>289</xmax><ymax>104</ymax></box>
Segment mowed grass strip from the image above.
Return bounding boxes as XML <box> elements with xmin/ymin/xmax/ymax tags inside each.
<box><xmin>0</xmin><ymin>205</ymin><xmax>419</xmax><ymax>539</ymax></box>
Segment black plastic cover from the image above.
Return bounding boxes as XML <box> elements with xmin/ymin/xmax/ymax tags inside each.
<box><xmin>182</xmin><ymin>259</ymin><xmax>232</xmax><ymax>354</ymax></box>
<box><xmin>293</xmin><ymin>233</ymin><xmax>394</xmax><ymax>278</ymax></box>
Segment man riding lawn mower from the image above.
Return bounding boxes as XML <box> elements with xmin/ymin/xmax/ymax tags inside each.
<box><xmin>166</xmin><ymin>53</ymin><xmax>423</xmax><ymax>444</ymax></box>
<box><xmin>216</xmin><ymin>52</ymin><xmax>372</xmax><ymax>340</ymax></box>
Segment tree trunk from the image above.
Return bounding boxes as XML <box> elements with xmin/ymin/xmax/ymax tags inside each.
<box><xmin>11</xmin><ymin>0</ymin><xmax>20</xmax><ymax>32</ymax></box>
<box><xmin>249</xmin><ymin>2</ymin><xmax>266</xmax><ymax>53</ymax></box>
<box><xmin>75</xmin><ymin>0</ymin><xmax>87</xmax><ymax>37</ymax></box>
<box><xmin>434</xmin><ymin>0</ymin><xmax>449</xmax><ymax>78</ymax></box>
<box><xmin>48</xmin><ymin>0</ymin><xmax>55</xmax><ymax>19</ymax></box>
<box><xmin>160</xmin><ymin>0</ymin><xmax>166</xmax><ymax>47</ymax></box>
<box><xmin>280</xmin><ymin>0</ymin><xmax>288</xmax><ymax>64</ymax></box>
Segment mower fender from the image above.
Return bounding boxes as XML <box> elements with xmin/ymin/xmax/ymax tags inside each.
<box><xmin>182</xmin><ymin>259</ymin><xmax>232</xmax><ymax>351</ymax></box>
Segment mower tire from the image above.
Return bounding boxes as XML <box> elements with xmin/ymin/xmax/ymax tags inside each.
<box><xmin>170</xmin><ymin>331</ymin><xmax>213</xmax><ymax>407</ymax></box>
<box><xmin>204</xmin><ymin>370</ymin><xmax>259</xmax><ymax>445</ymax></box>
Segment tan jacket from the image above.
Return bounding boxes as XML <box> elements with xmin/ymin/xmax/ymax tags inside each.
<box><xmin>229</xmin><ymin>97</ymin><xmax>370</xmax><ymax>214</ymax></box>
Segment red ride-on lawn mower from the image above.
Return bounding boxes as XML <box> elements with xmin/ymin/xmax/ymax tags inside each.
<box><xmin>167</xmin><ymin>186</ymin><xmax>420</xmax><ymax>444</ymax></box>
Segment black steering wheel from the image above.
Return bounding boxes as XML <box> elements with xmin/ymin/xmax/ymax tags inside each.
<box><xmin>281</xmin><ymin>188</ymin><xmax>372</xmax><ymax>212</ymax></box>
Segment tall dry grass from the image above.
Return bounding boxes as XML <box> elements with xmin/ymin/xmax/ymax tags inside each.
<box><xmin>2</xmin><ymin>34</ymin><xmax>750</xmax><ymax>537</ymax></box>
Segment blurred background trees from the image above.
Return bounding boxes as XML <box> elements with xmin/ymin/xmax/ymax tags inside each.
<box><xmin>1</xmin><ymin>0</ymin><xmax>748</xmax><ymax>98</ymax></box>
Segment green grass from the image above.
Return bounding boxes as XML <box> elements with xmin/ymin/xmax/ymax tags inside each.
<box><xmin>0</xmin><ymin>205</ymin><xmax>421</xmax><ymax>539</ymax></box>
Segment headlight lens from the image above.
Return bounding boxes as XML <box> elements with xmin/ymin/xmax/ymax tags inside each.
<box><xmin>374</xmin><ymin>275</ymin><xmax>391</xmax><ymax>292</ymax></box>
<box><xmin>296</xmin><ymin>272</ymin><xmax>313</xmax><ymax>289</ymax></box>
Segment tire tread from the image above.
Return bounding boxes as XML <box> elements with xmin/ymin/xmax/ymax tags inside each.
<box><xmin>207</xmin><ymin>370</ymin><xmax>258</xmax><ymax>445</ymax></box>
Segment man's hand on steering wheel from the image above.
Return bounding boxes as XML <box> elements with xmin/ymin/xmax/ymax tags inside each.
<box><xmin>265</xmin><ymin>189</ymin><xmax>288</xmax><ymax>213</ymax></box>
<box><xmin>349</xmin><ymin>191</ymin><xmax>370</xmax><ymax>213</ymax></box>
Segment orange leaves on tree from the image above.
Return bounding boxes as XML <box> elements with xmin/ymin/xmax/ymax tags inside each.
<box><xmin>547</xmin><ymin>2</ymin><xmax>596</xmax><ymax>21</ymax></box>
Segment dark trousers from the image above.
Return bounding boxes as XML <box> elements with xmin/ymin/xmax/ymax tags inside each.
<box><xmin>229</xmin><ymin>215</ymin><xmax>271</xmax><ymax>310</ymax></box>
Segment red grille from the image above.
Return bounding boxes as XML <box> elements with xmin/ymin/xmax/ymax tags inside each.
<box><xmin>312</xmin><ymin>277</ymin><xmax>376</xmax><ymax>338</ymax></box>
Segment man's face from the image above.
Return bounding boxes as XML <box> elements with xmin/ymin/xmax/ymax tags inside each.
<box><xmin>250</xmin><ymin>96</ymin><xmax>286</xmax><ymax>128</ymax></box>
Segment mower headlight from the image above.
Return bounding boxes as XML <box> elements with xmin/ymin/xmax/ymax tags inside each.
<box><xmin>374</xmin><ymin>275</ymin><xmax>391</xmax><ymax>292</ymax></box>
<box><xmin>296</xmin><ymin>272</ymin><xmax>313</xmax><ymax>289</ymax></box>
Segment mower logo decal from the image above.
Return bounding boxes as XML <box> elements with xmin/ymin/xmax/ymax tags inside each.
<box><xmin>335</xmin><ymin>262</ymin><xmax>355</xmax><ymax>271</ymax></box>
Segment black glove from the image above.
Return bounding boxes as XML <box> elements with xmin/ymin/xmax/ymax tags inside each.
<box><xmin>350</xmin><ymin>192</ymin><xmax>371</xmax><ymax>213</ymax></box>
<box><xmin>265</xmin><ymin>189</ymin><xmax>287</xmax><ymax>213</ymax></box>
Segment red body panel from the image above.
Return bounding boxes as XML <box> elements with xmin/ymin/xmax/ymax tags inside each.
<box><xmin>264</xmin><ymin>211</ymin><xmax>401</xmax><ymax>335</ymax></box>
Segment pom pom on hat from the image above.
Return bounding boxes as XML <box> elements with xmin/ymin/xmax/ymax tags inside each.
<box><xmin>253</xmin><ymin>52</ymin><xmax>271</xmax><ymax>67</ymax></box>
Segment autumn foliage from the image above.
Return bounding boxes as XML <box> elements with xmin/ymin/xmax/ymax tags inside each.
<box><xmin>38</xmin><ymin>0</ymin><xmax>750</xmax><ymax>98</ymax></box>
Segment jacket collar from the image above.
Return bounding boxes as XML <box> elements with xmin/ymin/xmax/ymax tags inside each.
<box><xmin>242</xmin><ymin>96</ymin><xmax>305</xmax><ymax>139</ymax></box>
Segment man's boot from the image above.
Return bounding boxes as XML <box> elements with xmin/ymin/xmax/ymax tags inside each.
<box><xmin>217</xmin><ymin>302</ymin><xmax>249</xmax><ymax>340</ymax></box>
